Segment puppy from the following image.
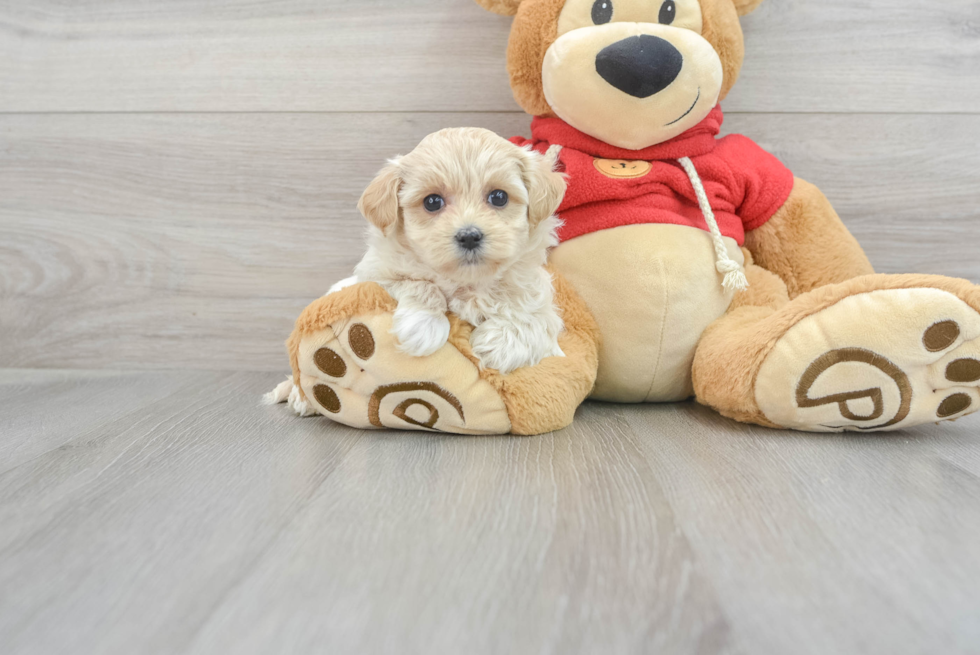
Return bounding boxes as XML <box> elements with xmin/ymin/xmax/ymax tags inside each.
<box><xmin>333</xmin><ymin>127</ymin><xmax>568</xmax><ymax>374</ymax></box>
<box><xmin>265</xmin><ymin>128</ymin><xmax>567</xmax><ymax>415</ymax></box>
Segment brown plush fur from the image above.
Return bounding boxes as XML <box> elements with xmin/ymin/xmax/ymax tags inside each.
<box><xmin>494</xmin><ymin>0</ymin><xmax>749</xmax><ymax>115</ymax></box>
<box><xmin>693</xmin><ymin>304</ymin><xmax>781</xmax><ymax>427</ymax></box>
<box><xmin>728</xmin><ymin>260</ymin><xmax>791</xmax><ymax>313</ymax></box>
<box><xmin>731</xmin><ymin>0</ymin><xmax>766</xmax><ymax>16</ymax></box>
<box><xmin>692</xmin><ymin>257</ymin><xmax>792</xmax><ymax>427</ymax></box>
<box><xmin>288</xmin><ymin>272</ymin><xmax>600</xmax><ymax>435</ymax></box>
<box><xmin>287</xmin><ymin>282</ymin><xmax>398</xmax><ymax>398</ymax></box>
<box><xmin>475</xmin><ymin>0</ymin><xmax>525</xmax><ymax>15</ymax></box>
<box><xmin>505</xmin><ymin>0</ymin><xmax>566</xmax><ymax>117</ymax></box>
<box><xmin>693</xmin><ymin>274</ymin><xmax>980</xmax><ymax>425</ymax></box>
<box><xmin>700</xmin><ymin>0</ymin><xmax>746</xmax><ymax>101</ymax></box>
<box><xmin>450</xmin><ymin>268</ymin><xmax>601</xmax><ymax>434</ymax></box>
<box><xmin>744</xmin><ymin>178</ymin><xmax>875</xmax><ymax>298</ymax></box>
<box><xmin>477</xmin><ymin>0</ymin><xmax>765</xmax><ymax>19</ymax></box>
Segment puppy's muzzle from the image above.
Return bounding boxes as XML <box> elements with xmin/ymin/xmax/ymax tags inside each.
<box><xmin>455</xmin><ymin>226</ymin><xmax>484</xmax><ymax>252</ymax></box>
<box><xmin>595</xmin><ymin>35</ymin><xmax>683</xmax><ymax>99</ymax></box>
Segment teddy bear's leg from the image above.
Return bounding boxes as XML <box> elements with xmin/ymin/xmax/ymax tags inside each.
<box><xmin>691</xmin><ymin>261</ymin><xmax>791</xmax><ymax>427</ymax></box>
<box><xmin>693</xmin><ymin>273</ymin><xmax>980</xmax><ymax>432</ymax></box>
<box><xmin>283</xmin><ymin>274</ymin><xmax>599</xmax><ymax>436</ymax></box>
<box><xmin>744</xmin><ymin>178</ymin><xmax>876</xmax><ymax>297</ymax></box>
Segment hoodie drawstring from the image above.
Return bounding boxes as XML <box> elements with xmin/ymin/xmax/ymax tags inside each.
<box><xmin>677</xmin><ymin>157</ymin><xmax>749</xmax><ymax>293</ymax></box>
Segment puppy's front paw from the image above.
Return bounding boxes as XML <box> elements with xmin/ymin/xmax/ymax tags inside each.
<box><xmin>470</xmin><ymin>341</ymin><xmax>511</xmax><ymax>375</ymax></box>
<box><xmin>470</xmin><ymin>321</ymin><xmax>555</xmax><ymax>375</ymax></box>
<box><xmin>392</xmin><ymin>307</ymin><xmax>450</xmax><ymax>357</ymax></box>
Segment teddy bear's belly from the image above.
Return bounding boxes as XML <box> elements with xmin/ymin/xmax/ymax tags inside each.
<box><xmin>550</xmin><ymin>223</ymin><xmax>742</xmax><ymax>403</ymax></box>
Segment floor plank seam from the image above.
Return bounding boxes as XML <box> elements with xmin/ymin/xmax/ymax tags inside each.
<box><xmin>177</xmin><ymin>427</ymin><xmax>364</xmax><ymax>651</ymax></box>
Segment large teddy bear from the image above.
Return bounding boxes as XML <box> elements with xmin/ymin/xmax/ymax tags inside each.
<box><xmin>280</xmin><ymin>0</ymin><xmax>980</xmax><ymax>434</ymax></box>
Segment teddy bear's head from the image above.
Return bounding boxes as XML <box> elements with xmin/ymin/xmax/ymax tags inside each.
<box><xmin>475</xmin><ymin>0</ymin><xmax>765</xmax><ymax>150</ymax></box>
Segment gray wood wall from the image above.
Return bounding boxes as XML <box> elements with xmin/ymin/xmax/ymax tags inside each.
<box><xmin>2</xmin><ymin>0</ymin><xmax>978</xmax><ymax>372</ymax></box>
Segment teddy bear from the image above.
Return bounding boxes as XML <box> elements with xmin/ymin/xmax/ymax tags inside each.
<box><xmin>276</xmin><ymin>0</ymin><xmax>980</xmax><ymax>434</ymax></box>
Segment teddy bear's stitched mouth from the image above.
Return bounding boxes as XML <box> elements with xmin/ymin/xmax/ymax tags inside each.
<box><xmin>665</xmin><ymin>87</ymin><xmax>700</xmax><ymax>127</ymax></box>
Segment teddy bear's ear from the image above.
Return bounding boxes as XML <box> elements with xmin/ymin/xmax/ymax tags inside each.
<box><xmin>473</xmin><ymin>0</ymin><xmax>524</xmax><ymax>17</ymax></box>
<box><xmin>731</xmin><ymin>0</ymin><xmax>765</xmax><ymax>16</ymax></box>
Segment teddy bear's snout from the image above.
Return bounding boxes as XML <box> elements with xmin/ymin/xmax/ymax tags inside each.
<box><xmin>595</xmin><ymin>34</ymin><xmax>683</xmax><ymax>99</ymax></box>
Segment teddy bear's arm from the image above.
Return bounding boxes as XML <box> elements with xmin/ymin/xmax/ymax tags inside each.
<box><xmin>743</xmin><ymin>177</ymin><xmax>874</xmax><ymax>298</ymax></box>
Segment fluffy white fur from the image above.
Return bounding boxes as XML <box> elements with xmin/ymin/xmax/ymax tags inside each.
<box><xmin>352</xmin><ymin>127</ymin><xmax>568</xmax><ymax>374</ymax></box>
<box><xmin>262</xmin><ymin>376</ymin><xmax>315</xmax><ymax>416</ymax></box>
<box><xmin>266</xmin><ymin>127</ymin><xmax>568</xmax><ymax>414</ymax></box>
<box><xmin>353</xmin><ymin>214</ymin><xmax>565</xmax><ymax>372</ymax></box>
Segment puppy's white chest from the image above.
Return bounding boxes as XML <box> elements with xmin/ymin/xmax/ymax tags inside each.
<box><xmin>446</xmin><ymin>294</ymin><xmax>487</xmax><ymax>327</ymax></box>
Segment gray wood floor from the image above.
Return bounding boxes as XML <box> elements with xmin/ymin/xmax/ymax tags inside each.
<box><xmin>2</xmin><ymin>370</ymin><xmax>979</xmax><ymax>655</ymax></box>
<box><xmin>2</xmin><ymin>1</ymin><xmax>980</xmax><ymax>653</ymax></box>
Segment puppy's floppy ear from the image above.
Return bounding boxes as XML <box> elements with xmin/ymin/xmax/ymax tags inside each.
<box><xmin>357</xmin><ymin>158</ymin><xmax>402</xmax><ymax>235</ymax></box>
<box><xmin>473</xmin><ymin>0</ymin><xmax>524</xmax><ymax>16</ymax></box>
<box><xmin>731</xmin><ymin>0</ymin><xmax>765</xmax><ymax>16</ymax></box>
<box><xmin>521</xmin><ymin>146</ymin><xmax>566</xmax><ymax>227</ymax></box>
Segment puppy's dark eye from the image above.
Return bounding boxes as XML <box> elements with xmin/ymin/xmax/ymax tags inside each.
<box><xmin>591</xmin><ymin>0</ymin><xmax>613</xmax><ymax>25</ymax></box>
<box><xmin>423</xmin><ymin>194</ymin><xmax>445</xmax><ymax>213</ymax></box>
<box><xmin>488</xmin><ymin>189</ymin><xmax>509</xmax><ymax>208</ymax></box>
<box><xmin>659</xmin><ymin>0</ymin><xmax>676</xmax><ymax>25</ymax></box>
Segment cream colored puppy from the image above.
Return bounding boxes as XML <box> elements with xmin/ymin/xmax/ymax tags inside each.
<box><xmin>265</xmin><ymin>128</ymin><xmax>567</xmax><ymax>415</ymax></box>
<box><xmin>335</xmin><ymin>127</ymin><xmax>568</xmax><ymax>374</ymax></box>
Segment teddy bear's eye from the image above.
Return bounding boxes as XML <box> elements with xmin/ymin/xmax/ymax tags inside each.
<box><xmin>659</xmin><ymin>0</ymin><xmax>676</xmax><ymax>25</ymax></box>
<box><xmin>591</xmin><ymin>0</ymin><xmax>613</xmax><ymax>25</ymax></box>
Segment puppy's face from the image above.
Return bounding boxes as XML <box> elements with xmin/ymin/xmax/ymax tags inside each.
<box><xmin>358</xmin><ymin>128</ymin><xmax>565</xmax><ymax>282</ymax></box>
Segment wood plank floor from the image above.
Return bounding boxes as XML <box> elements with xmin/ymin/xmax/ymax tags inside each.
<box><xmin>3</xmin><ymin>0</ymin><xmax>980</xmax><ymax>653</ymax></box>
<box><xmin>2</xmin><ymin>369</ymin><xmax>979</xmax><ymax>655</ymax></box>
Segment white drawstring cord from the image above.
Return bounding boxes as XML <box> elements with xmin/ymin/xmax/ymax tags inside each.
<box><xmin>677</xmin><ymin>156</ymin><xmax>749</xmax><ymax>293</ymax></box>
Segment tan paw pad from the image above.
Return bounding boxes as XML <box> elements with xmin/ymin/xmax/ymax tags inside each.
<box><xmin>295</xmin><ymin>312</ymin><xmax>511</xmax><ymax>434</ymax></box>
<box><xmin>756</xmin><ymin>287</ymin><xmax>980</xmax><ymax>432</ymax></box>
<box><xmin>312</xmin><ymin>384</ymin><xmax>341</xmax><ymax>414</ymax></box>
<box><xmin>314</xmin><ymin>348</ymin><xmax>347</xmax><ymax>378</ymax></box>
<box><xmin>946</xmin><ymin>359</ymin><xmax>980</xmax><ymax>384</ymax></box>
<box><xmin>938</xmin><ymin>393</ymin><xmax>972</xmax><ymax>419</ymax></box>
<box><xmin>923</xmin><ymin>320</ymin><xmax>961</xmax><ymax>352</ymax></box>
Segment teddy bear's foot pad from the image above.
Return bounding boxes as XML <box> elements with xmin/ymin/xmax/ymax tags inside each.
<box><xmin>296</xmin><ymin>311</ymin><xmax>512</xmax><ymax>434</ymax></box>
<box><xmin>755</xmin><ymin>287</ymin><xmax>980</xmax><ymax>432</ymax></box>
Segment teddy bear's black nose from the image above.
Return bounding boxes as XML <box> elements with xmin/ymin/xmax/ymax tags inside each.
<box><xmin>595</xmin><ymin>35</ymin><xmax>683</xmax><ymax>99</ymax></box>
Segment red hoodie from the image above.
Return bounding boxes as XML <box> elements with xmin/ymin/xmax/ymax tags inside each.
<box><xmin>510</xmin><ymin>106</ymin><xmax>794</xmax><ymax>245</ymax></box>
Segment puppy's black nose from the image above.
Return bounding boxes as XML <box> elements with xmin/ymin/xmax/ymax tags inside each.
<box><xmin>595</xmin><ymin>35</ymin><xmax>683</xmax><ymax>99</ymax></box>
<box><xmin>455</xmin><ymin>227</ymin><xmax>483</xmax><ymax>251</ymax></box>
